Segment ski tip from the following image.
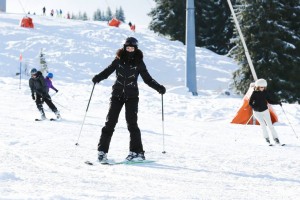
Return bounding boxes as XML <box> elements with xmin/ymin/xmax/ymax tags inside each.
<box><xmin>50</xmin><ymin>118</ymin><xmax>62</xmax><ymax>121</ymax></box>
<box><xmin>269</xmin><ymin>143</ymin><xmax>286</xmax><ymax>146</ymax></box>
<box><xmin>85</xmin><ymin>161</ymin><xmax>94</xmax><ymax>165</ymax></box>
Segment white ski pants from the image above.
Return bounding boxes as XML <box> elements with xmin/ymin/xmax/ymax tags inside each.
<box><xmin>253</xmin><ymin>109</ymin><xmax>279</xmax><ymax>140</ymax></box>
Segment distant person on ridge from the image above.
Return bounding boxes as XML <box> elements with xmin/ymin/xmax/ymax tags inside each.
<box><xmin>45</xmin><ymin>73</ymin><xmax>58</xmax><ymax>93</ymax></box>
<box><xmin>42</xmin><ymin>7</ymin><xmax>46</xmax><ymax>16</ymax></box>
<box><xmin>92</xmin><ymin>37</ymin><xmax>166</xmax><ymax>163</ymax></box>
<box><xmin>29</xmin><ymin>68</ymin><xmax>61</xmax><ymax>120</ymax></box>
<box><xmin>249</xmin><ymin>78</ymin><xmax>282</xmax><ymax>145</ymax></box>
<box><xmin>128</xmin><ymin>22</ymin><xmax>136</xmax><ymax>32</ymax></box>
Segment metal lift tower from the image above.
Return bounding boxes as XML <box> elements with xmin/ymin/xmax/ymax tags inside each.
<box><xmin>0</xmin><ymin>0</ymin><xmax>6</xmax><ymax>12</ymax></box>
<box><xmin>185</xmin><ymin>0</ymin><xmax>198</xmax><ymax>96</ymax></box>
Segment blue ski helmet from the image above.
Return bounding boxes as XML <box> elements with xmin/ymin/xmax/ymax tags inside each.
<box><xmin>47</xmin><ymin>73</ymin><xmax>53</xmax><ymax>78</ymax></box>
<box><xmin>30</xmin><ymin>68</ymin><xmax>37</xmax><ymax>75</ymax></box>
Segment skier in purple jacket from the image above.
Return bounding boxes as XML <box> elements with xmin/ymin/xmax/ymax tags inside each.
<box><xmin>45</xmin><ymin>73</ymin><xmax>58</xmax><ymax>93</ymax></box>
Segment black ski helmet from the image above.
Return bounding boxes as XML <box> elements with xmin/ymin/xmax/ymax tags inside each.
<box><xmin>30</xmin><ymin>68</ymin><xmax>37</xmax><ymax>75</ymax></box>
<box><xmin>124</xmin><ymin>37</ymin><xmax>138</xmax><ymax>48</ymax></box>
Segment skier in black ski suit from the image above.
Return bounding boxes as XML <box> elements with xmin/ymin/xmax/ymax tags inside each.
<box><xmin>92</xmin><ymin>37</ymin><xmax>166</xmax><ymax>163</ymax></box>
<box><xmin>29</xmin><ymin>68</ymin><xmax>60</xmax><ymax>120</ymax></box>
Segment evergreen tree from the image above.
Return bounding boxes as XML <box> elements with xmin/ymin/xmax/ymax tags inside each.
<box><xmin>101</xmin><ymin>11</ymin><xmax>106</xmax><ymax>21</ymax></box>
<box><xmin>149</xmin><ymin>0</ymin><xmax>186</xmax><ymax>42</ymax></box>
<box><xmin>82</xmin><ymin>12</ymin><xmax>88</xmax><ymax>21</ymax></box>
<box><xmin>93</xmin><ymin>9</ymin><xmax>101</xmax><ymax>21</ymax></box>
<box><xmin>231</xmin><ymin>0</ymin><xmax>300</xmax><ymax>103</ymax></box>
<box><xmin>93</xmin><ymin>7</ymin><xmax>125</xmax><ymax>22</ymax></box>
<box><xmin>148</xmin><ymin>0</ymin><xmax>235</xmax><ymax>55</ymax></box>
<box><xmin>106</xmin><ymin>7</ymin><xmax>113</xmax><ymax>21</ymax></box>
<box><xmin>77</xmin><ymin>12</ymin><xmax>82</xmax><ymax>20</ymax></box>
<box><xmin>116</xmin><ymin>6</ymin><xmax>125</xmax><ymax>22</ymax></box>
<box><xmin>71</xmin><ymin>13</ymin><xmax>76</xmax><ymax>20</ymax></box>
<box><xmin>39</xmin><ymin>48</ymin><xmax>48</xmax><ymax>76</ymax></box>
<box><xmin>93</xmin><ymin>12</ymin><xmax>97</xmax><ymax>21</ymax></box>
<box><xmin>199</xmin><ymin>0</ymin><xmax>235</xmax><ymax>54</ymax></box>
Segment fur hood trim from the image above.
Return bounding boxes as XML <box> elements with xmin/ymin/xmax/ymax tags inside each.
<box><xmin>116</xmin><ymin>48</ymin><xmax>143</xmax><ymax>62</ymax></box>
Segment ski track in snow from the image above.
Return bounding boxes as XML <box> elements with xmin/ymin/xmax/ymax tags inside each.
<box><xmin>0</xmin><ymin>14</ymin><xmax>300</xmax><ymax>199</ymax></box>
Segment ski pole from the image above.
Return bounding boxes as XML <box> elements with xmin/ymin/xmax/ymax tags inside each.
<box><xmin>75</xmin><ymin>84</ymin><xmax>96</xmax><ymax>146</ymax></box>
<box><xmin>43</xmin><ymin>95</ymin><xmax>70</xmax><ymax>111</ymax></box>
<box><xmin>161</xmin><ymin>94</ymin><xmax>166</xmax><ymax>154</ymax></box>
<box><xmin>281</xmin><ymin>106</ymin><xmax>298</xmax><ymax>139</ymax></box>
<box><xmin>50</xmin><ymin>92</ymin><xmax>57</xmax><ymax>97</ymax></box>
<box><xmin>19</xmin><ymin>53</ymin><xmax>22</xmax><ymax>89</ymax></box>
<box><xmin>51</xmin><ymin>99</ymin><xmax>71</xmax><ymax>111</ymax></box>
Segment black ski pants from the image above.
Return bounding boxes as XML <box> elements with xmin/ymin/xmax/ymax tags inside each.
<box><xmin>36</xmin><ymin>94</ymin><xmax>57</xmax><ymax>113</ymax></box>
<box><xmin>98</xmin><ymin>96</ymin><xmax>143</xmax><ymax>153</ymax></box>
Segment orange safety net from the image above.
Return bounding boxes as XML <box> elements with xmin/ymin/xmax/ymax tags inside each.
<box><xmin>108</xmin><ymin>18</ymin><xmax>121</xmax><ymax>27</ymax></box>
<box><xmin>20</xmin><ymin>17</ymin><xmax>34</xmax><ymax>28</ymax></box>
<box><xmin>231</xmin><ymin>83</ymin><xmax>278</xmax><ymax>125</ymax></box>
<box><xmin>231</xmin><ymin>98</ymin><xmax>278</xmax><ymax>125</ymax></box>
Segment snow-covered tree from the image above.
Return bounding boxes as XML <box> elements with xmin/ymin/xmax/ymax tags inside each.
<box><xmin>82</xmin><ymin>12</ymin><xmax>88</xmax><ymax>21</ymax></box>
<box><xmin>39</xmin><ymin>48</ymin><xmax>48</xmax><ymax>76</ymax></box>
<box><xmin>149</xmin><ymin>0</ymin><xmax>186</xmax><ymax>43</ymax></box>
<box><xmin>199</xmin><ymin>0</ymin><xmax>235</xmax><ymax>54</ymax></box>
<box><xmin>148</xmin><ymin>0</ymin><xmax>235</xmax><ymax>55</ymax></box>
<box><xmin>116</xmin><ymin>6</ymin><xmax>125</xmax><ymax>22</ymax></box>
<box><xmin>106</xmin><ymin>7</ymin><xmax>113</xmax><ymax>21</ymax></box>
<box><xmin>231</xmin><ymin>0</ymin><xmax>300</xmax><ymax>103</ymax></box>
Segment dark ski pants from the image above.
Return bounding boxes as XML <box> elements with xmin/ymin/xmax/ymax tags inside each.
<box><xmin>36</xmin><ymin>94</ymin><xmax>57</xmax><ymax>113</ymax></box>
<box><xmin>98</xmin><ymin>96</ymin><xmax>143</xmax><ymax>153</ymax></box>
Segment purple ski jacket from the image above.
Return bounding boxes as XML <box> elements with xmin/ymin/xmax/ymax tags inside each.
<box><xmin>45</xmin><ymin>77</ymin><xmax>58</xmax><ymax>92</ymax></box>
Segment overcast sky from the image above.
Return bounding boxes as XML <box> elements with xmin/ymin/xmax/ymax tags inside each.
<box><xmin>6</xmin><ymin>0</ymin><xmax>155</xmax><ymax>26</ymax></box>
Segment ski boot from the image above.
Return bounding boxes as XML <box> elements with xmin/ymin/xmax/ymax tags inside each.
<box><xmin>98</xmin><ymin>151</ymin><xmax>108</xmax><ymax>163</ymax></box>
<box><xmin>40</xmin><ymin>109</ymin><xmax>46</xmax><ymax>120</ymax></box>
<box><xmin>55</xmin><ymin>110</ymin><xmax>61</xmax><ymax>119</ymax></box>
<box><xmin>274</xmin><ymin>138</ymin><xmax>280</xmax><ymax>145</ymax></box>
<box><xmin>126</xmin><ymin>151</ymin><xmax>145</xmax><ymax>161</ymax></box>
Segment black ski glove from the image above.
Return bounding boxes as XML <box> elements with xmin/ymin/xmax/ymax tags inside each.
<box><xmin>279</xmin><ymin>102</ymin><xmax>282</xmax><ymax>107</ymax></box>
<box><xmin>158</xmin><ymin>85</ymin><xmax>166</xmax><ymax>95</ymax></box>
<box><xmin>92</xmin><ymin>75</ymin><xmax>101</xmax><ymax>84</ymax></box>
<box><xmin>55</xmin><ymin>89</ymin><xmax>58</xmax><ymax>93</ymax></box>
<box><xmin>31</xmin><ymin>93</ymin><xmax>35</xmax><ymax>100</ymax></box>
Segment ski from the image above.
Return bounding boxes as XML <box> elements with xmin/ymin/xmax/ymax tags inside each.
<box><xmin>84</xmin><ymin>161</ymin><xmax>94</xmax><ymax>165</ymax></box>
<box><xmin>50</xmin><ymin>118</ymin><xmax>60</xmax><ymax>121</ymax></box>
<box><xmin>35</xmin><ymin>118</ymin><xmax>60</xmax><ymax>121</ymax></box>
<box><xmin>108</xmin><ymin>160</ymin><xmax>155</xmax><ymax>165</ymax></box>
<box><xmin>85</xmin><ymin>160</ymin><xmax>155</xmax><ymax>166</ymax></box>
<box><xmin>269</xmin><ymin>143</ymin><xmax>286</xmax><ymax>146</ymax></box>
<box><xmin>35</xmin><ymin>118</ymin><xmax>45</xmax><ymax>121</ymax></box>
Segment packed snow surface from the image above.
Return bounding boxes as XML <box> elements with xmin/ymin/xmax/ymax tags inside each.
<box><xmin>1</xmin><ymin>13</ymin><xmax>300</xmax><ymax>199</ymax></box>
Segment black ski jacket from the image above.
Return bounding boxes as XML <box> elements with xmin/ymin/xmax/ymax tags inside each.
<box><xmin>249</xmin><ymin>90</ymin><xmax>280</xmax><ymax>112</ymax></box>
<box><xmin>29</xmin><ymin>71</ymin><xmax>48</xmax><ymax>97</ymax></box>
<box><xmin>93</xmin><ymin>49</ymin><xmax>163</xmax><ymax>98</ymax></box>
